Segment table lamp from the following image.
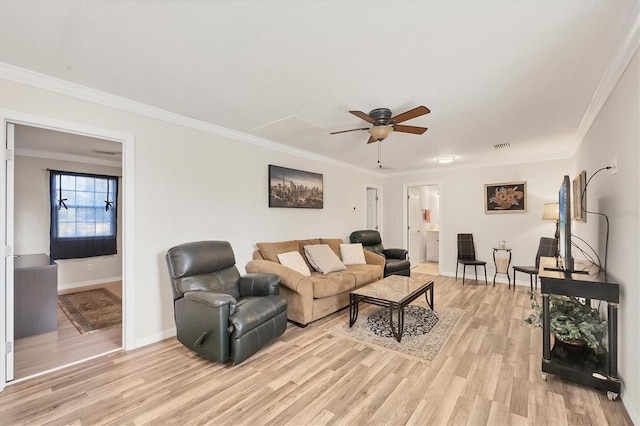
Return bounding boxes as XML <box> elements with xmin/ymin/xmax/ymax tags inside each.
<box><xmin>542</xmin><ymin>202</ymin><xmax>560</xmax><ymax>256</ymax></box>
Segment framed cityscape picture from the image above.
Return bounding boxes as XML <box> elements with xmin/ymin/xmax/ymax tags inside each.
<box><xmin>268</xmin><ymin>165</ymin><xmax>323</xmax><ymax>209</ymax></box>
<box><xmin>484</xmin><ymin>181</ymin><xmax>527</xmax><ymax>213</ymax></box>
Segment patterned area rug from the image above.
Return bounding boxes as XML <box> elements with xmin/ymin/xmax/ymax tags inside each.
<box><xmin>329</xmin><ymin>303</ymin><xmax>463</xmax><ymax>362</ymax></box>
<box><xmin>58</xmin><ymin>288</ymin><xmax>122</xmax><ymax>335</ymax></box>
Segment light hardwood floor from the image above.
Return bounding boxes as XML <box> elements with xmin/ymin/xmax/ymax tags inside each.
<box><xmin>1</xmin><ymin>268</ymin><xmax>631</xmax><ymax>425</ymax></box>
<box><xmin>416</xmin><ymin>261</ymin><xmax>439</xmax><ymax>275</ymax></box>
<box><xmin>13</xmin><ymin>282</ymin><xmax>122</xmax><ymax>380</ymax></box>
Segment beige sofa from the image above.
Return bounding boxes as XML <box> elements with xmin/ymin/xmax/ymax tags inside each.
<box><xmin>245</xmin><ymin>238</ymin><xmax>385</xmax><ymax>326</ymax></box>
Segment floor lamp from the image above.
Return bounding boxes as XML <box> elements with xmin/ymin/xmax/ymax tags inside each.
<box><xmin>542</xmin><ymin>202</ymin><xmax>560</xmax><ymax>260</ymax></box>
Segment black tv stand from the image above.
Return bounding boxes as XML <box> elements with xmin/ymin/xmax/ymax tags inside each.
<box><xmin>539</xmin><ymin>258</ymin><xmax>620</xmax><ymax>401</ymax></box>
<box><xmin>543</xmin><ymin>266</ymin><xmax>589</xmax><ymax>275</ymax></box>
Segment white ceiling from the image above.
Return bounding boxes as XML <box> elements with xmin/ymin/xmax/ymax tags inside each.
<box><xmin>1</xmin><ymin>1</ymin><xmax>637</xmax><ymax>172</ymax></box>
<box><xmin>13</xmin><ymin>124</ymin><xmax>122</xmax><ymax>167</ymax></box>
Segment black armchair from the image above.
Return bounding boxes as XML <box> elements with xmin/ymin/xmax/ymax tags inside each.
<box><xmin>350</xmin><ymin>230</ymin><xmax>410</xmax><ymax>277</ymax></box>
<box><xmin>166</xmin><ymin>240</ymin><xmax>287</xmax><ymax>364</ymax></box>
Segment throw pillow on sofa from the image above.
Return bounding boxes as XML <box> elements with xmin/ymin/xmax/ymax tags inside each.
<box><xmin>277</xmin><ymin>251</ymin><xmax>312</xmax><ymax>276</ymax></box>
<box><xmin>340</xmin><ymin>243</ymin><xmax>366</xmax><ymax>265</ymax></box>
<box><xmin>304</xmin><ymin>244</ymin><xmax>347</xmax><ymax>274</ymax></box>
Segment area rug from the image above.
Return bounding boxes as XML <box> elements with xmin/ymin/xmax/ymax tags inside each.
<box><xmin>58</xmin><ymin>288</ymin><xmax>122</xmax><ymax>335</ymax></box>
<box><xmin>328</xmin><ymin>303</ymin><xmax>463</xmax><ymax>362</ymax></box>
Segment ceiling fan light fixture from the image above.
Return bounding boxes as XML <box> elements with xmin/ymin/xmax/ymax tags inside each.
<box><xmin>368</xmin><ymin>125</ymin><xmax>393</xmax><ymax>141</ymax></box>
<box><xmin>436</xmin><ymin>155</ymin><xmax>456</xmax><ymax>164</ymax></box>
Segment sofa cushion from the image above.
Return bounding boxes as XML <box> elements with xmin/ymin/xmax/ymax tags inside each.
<box><xmin>257</xmin><ymin>240</ymin><xmax>299</xmax><ymax>263</ymax></box>
<box><xmin>304</xmin><ymin>244</ymin><xmax>347</xmax><ymax>274</ymax></box>
<box><xmin>320</xmin><ymin>238</ymin><xmax>344</xmax><ymax>259</ymax></box>
<box><xmin>276</xmin><ymin>251</ymin><xmax>311</xmax><ymax>277</ymax></box>
<box><xmin>298</xmin><ymin>238</ymin><xmax>322</xmax><ymax>270</ymax></box>
<box><xmin>308</xmin><ymin>272</ymin><xmax>355</xmax><ymax>298</ymax></box>
<box><xmin>345</xmin><ymin>264</ymin><xmax>384</xmax><ymax>286</ymax></box>
<box><xmin>340</xmin><ymin>243</ymin><xmax>366</xmax><ymax>265</ymax></box>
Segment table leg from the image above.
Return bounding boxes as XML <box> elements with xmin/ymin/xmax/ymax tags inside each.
<box><xmin>507</xmin><ymin>250</ymin><xmax>512</xmax><ymax>290</ymax></box>
<box><xmin>493</xmin><ymin>249</ymin><xmax>497</xmax><ymax>286</ymax></box>
<box><xmin>608</xmin><ymin>302</ymin><xmax>618</xmax><ymax>379</ymax></box>
<box><xmin>424</xmin><ymin>284</ymin><xmax>434</xmax><ymax>310</ymax></box>
<box><xmin>349</xmin><ymin>294</ymin><xmax>359</xmax><ymax>327</ymax></box>
<box><xmin>390</xmin><ymin>306</ymin><xmax>405</xmax><ymax>342</ymax></box>
<box><xmin>542</xmin><ymin>293</ymin><xmax>550</xmax><ymax>361</ymax></box>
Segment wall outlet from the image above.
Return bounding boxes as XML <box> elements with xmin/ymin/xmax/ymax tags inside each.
<box><xmin>611</xmin><ymin>158</ymin><xmax>618</xmax><ymax>175</ymax></box>
<box><xmin>87</xmin><ymin>263</ymin><xmax>93</xmax><ymax>271</ymax></box>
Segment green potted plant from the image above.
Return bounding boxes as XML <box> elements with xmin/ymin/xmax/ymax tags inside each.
<box><xmin>525</xmin><ymin>291</ymin><xmax>607</xmax><ymax>354</ymax></box>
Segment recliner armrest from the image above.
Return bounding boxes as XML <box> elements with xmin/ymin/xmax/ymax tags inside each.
<box><xmin>383</xmin><ymin>248</ymin><xmax>408</xmax><ymax>260</ymax></box>
<box><xmin>184</xmin><ymin>290</ymin><xmax>236</xmax><ymax>309</ymax></box>
<box><xmin>238</xmin><ymin>273</ymin><xmax>281</xmax><ymax>297</ymax></box>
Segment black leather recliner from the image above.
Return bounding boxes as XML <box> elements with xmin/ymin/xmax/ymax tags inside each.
<box><xmin>350</xmin><ymin>230</ymin><xmax>410</xmax><ymax>277</ymax></box>
<box><xmin>166</xmin><ymin>240</ymin><xmax>288</xmax><ymax>364</ymax></box>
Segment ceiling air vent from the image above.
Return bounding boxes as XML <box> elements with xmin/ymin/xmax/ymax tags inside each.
<box><xmin>493</xmin><ymin>143</ymin><xmax>511</xmax><ymax>150</ymax></box>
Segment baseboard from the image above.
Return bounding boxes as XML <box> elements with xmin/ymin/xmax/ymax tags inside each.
<box><xmin>438</xmin><ymin>271</ymin><xmax>535</xmax><ymax>287</ymax></box>
<box><xmin>132</xmin><ymin>327</ymin><xmax>176</xmax><ymax>350</ymax></box>
<box><xmin>621</xmin><ymin>383</ymin><xmax>639</xmax><ymax>426</ymax></box>
<box><xmin>58</xmin><ymin>276</ymin><xmax>122</xmax><ymax>292</ymax></box>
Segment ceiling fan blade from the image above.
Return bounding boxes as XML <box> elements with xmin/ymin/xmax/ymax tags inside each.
<box><xmin>393</xmin><ymin>125</ymin><xmax>428</xmax><ymax>135</ymax></box>
<box><xmin>349</xmin><ymin>110</ymin><xmax>375</xmax><ymax>124</ymax></box>
<box><xmin>366</xmin><ymin>135</ymin><xmax>377</xmax><ymax>144</ymax></box>
<box><xmin>329</xmin><ymin>127</ymin><xmax>370</xmax><ymax>135</ymax></box>
<box><xmin>391</xmin><ymin>106</ymin><xmax>430</xmax><ymax>124</ymax></box>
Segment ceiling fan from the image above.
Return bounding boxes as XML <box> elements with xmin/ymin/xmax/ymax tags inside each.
<box><xmin>330</xmin><ymin>105</ymin><xmax>430</xmax><ymax>143</ymax></box>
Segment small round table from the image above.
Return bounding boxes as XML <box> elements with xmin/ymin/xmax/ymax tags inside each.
<box><xmin>492</xmin><ymin>247</ymin><xmax>512</xmax><ymax>289</ymax></box>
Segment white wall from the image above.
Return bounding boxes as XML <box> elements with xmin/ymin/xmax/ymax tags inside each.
<box><xmin>426</xmin><ymin>185</ymin><xmax>440</xmax><ymax>229</ymax></box>
<box><xmin>383</xmin><ymin>160</ymin><xmax>571</xmax><ymax>280</ymax></box>
<box><xmin>572</xmin><ymin>51</ymin><xmax>639</xmax><ymax>422</ymax></box>
<box><xmin>0</xmin><ymin>78</ymin><xmax>384</xmax><ymax>345</ymax></box>
<box><xmin>14</xmin><ymin>155</ymin><xmax>122</xmax><ymax>288</ymax></box>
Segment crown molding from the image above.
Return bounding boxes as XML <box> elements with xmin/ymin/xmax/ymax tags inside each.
<box><xmin>384</xmin><ymin>151</ymin><xmax>571</xmax><ymax>178</ymax></box>
<box><xmin>0</xmin><ymin>63</ymin><xmax>378</xmax><ymax>176</ymax></box>
<box><xmin>15</xmin><ymin>148</ymin><xmax>122</xmax><ymax>168</ymax></box>
<box><xmin>573</xmin><ymin>1</ymin><xmax>640</xmax><ymax>151</ymax></box>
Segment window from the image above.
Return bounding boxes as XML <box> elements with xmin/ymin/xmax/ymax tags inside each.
<box><xmin>50</xmin><ymin>170</ymin><xmax>118</xmax><ymax>260</ymax></box>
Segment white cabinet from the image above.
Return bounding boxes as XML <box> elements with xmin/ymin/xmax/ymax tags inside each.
<box><xmin>427</xmin><ymin>231</ymin><xmax>439</xmax><ymax>262</ymax></box>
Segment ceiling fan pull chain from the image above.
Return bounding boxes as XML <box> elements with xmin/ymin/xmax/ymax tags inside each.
<box><xmin>377</xmin><ymin>140</ymin><xmax>382</xmax><ymax>169</ymax></box>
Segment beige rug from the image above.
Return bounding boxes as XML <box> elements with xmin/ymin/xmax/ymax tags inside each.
<box><xmin>328</xmin><ymin>302</ymin><xmax>463</xmax><ymax>362</ymax></box>
<box><xmin>58</xmin><ymin>288</ymin><xmax>122</xmax><ymax>335</ymax></box>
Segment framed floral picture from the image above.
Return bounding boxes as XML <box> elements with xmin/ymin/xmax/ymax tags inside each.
<box><xmin>484</xmin><ymin>181</ymin><xmax>527</xmax><ymax>213</ymax></box>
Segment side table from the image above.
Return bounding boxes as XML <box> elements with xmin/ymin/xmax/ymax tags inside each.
<box><xmin>492</xmin><ymin>247</ymin><xmax>512</xmax><ymax>289</ymax></box>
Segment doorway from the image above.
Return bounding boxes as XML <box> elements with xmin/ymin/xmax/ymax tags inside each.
<box><xmin>405</xmin><ymin>184</ymin><xmax>440</xmax><ymax>271</ymax></box>
<box><xmin>365</xmin><ymin>185</ymin><xmax>382</xmax><ymax>232</ymax></box>
<box><xmin>1</xmin><ymin>112</ymin><xmax>134</xmax><ymax>389</ymax></box>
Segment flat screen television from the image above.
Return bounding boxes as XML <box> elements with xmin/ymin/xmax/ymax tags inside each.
<box><xmin>558</xmin><ymin>175</ymin><xmax>573</xmax><ymax>272</ymax></box>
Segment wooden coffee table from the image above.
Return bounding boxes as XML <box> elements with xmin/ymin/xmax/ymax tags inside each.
<box><xmin>349</xmin><ymin>273</ymin><xmax>434</xmax><ymax>342</ymax></box>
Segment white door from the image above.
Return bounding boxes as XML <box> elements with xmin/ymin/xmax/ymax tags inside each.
<box><xmin>407</xmin><ymin>187</ymin><xmax>423</xmax><ymax>268</ymax></box>
<box><xmin>3</xmin><ymin>123</ymin><xmax>15</xmax><ymax>382</ymax></box>
<box><xmin>366</xmin><ymin>187</ymin><xmax>379</xmax><ymax>230</ymax></box>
